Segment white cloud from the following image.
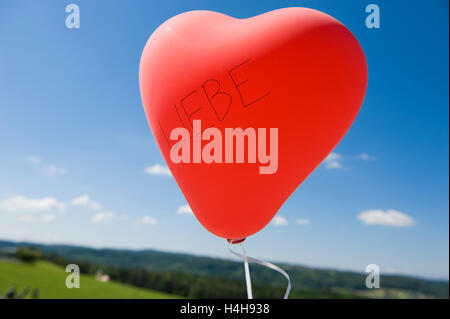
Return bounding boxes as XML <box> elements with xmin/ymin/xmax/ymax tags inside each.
<box><xmin>41</xmin><ymin>214</ymin><xmax>55</xmax><ymax>223</ymax></box>
<box><xmin>323</xmin><ymin>152</ymin><xmax>343</xmax><ymax>170</ymax></box>
<box><xmin>145</xmin><ymin>164</ymin><xmax>172</xmax><ymax>177</ymax></box>
<box><xmin>323</xmin><ymin>152</ymin><xmax>376</xmax><ymax>170</ymax></box>
<box><xmin>0</xmin><ymin>195</ymin><xmax>66</xmax><ymax>213</ymax></box>
<box><xmin>358</xmin><ymin>153</ymin><xmax>376</xmax><ymax>161</ymax></box>
<box><xmin>139</xmin><ymin>216</ymin><xmax>158</xmax><ymax>225</ymax></box>
<box><xmin>357</xmin><ymin>209</ymin><xmax>416</xmax><ymax>227</ymax></box>
<box><xmin>177</xmin><ymin>204</ymin><xmax>193</xmax><ymax>215</ymax></box>
<box><xmin>43</xmin><ymin>165</ymin><xmax>68</xmax><ymax>177</ymax></box>
<box><xmin>91</xmin><ymin>212</ymin><xmax>116</xmax><ymax>224</ymax></box>
<box><xmin>272</xmin><ymin>216</ymin><xmax>288</xmax><ymax>226</ymax></box>
<box><xmin>28</xmin><ymin>156</ymin><xmax>42</xmax><ymax>165</ymax></box>
<box><xmin>295</xmin><ymin>218</ymin><xmax>310</xmax><ymax>225</ymax></box>
<box><xmin>70</xmin><ymin>195</ymin><xmax>101</xmax><ymax>210</ymax></box>
<box><xmin>17</xmin><ymin>215</ymin><xmax>34</xmax><ymax>223</ymax></box>
<box><xmin>27</xmin><ymin>156</ymin><xmax>68</xmax><ymax>177</ymax></box>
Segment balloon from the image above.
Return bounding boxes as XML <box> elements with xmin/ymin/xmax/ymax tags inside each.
<box><xmin>139</xmin><ymin>8</ymin><xmax>367</xmax><ymax>240</ymax></box>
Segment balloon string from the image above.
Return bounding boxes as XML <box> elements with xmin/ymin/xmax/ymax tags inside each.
<box><xmin>229</xmin><ymin>242</ymin><xmax>291</xmax><ymax>299</ymax></box>
<box><xmin>241</xmin><ymin>243</ymin><xmax>253</xmax><ymax>299</ymax></box>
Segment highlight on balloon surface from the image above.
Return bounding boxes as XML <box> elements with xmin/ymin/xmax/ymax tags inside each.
<box><xmin>139</xmin><ymin>7</ymin><xmax>367</xmax><ymax>298</ymax></box>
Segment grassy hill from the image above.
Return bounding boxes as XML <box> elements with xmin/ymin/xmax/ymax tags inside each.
<box><xmin>0</xmin><ymin>240</ymin><xmax>448</xmax><ymax>299</ymax></box>
<box><xmin>0</xmin><ymin>259</ymin><xmax>180</xmax><ymax>299</ymax></box>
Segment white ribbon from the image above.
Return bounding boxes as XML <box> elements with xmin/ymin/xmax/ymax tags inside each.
<box><xmin>229</xmin><ymin>242</ymin><xmax>291</xmax><ymax>299</ymax></box>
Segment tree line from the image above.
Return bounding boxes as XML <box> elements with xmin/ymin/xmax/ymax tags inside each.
<box><xmin>44</xmin><ymin>251</ymin><xmax>356</xmax><ymax>298</ymax></box>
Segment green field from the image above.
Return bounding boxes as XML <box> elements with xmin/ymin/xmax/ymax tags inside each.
<box><xmin>0</xmin><ymin>260</ymin><xmax>180</xmax><ymax>299</ymax></box>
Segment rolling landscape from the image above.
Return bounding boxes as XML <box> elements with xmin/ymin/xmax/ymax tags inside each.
<box><xmin>0</xmin><ymin>259</ymin><xmax>179</xmax><ymax>299</ymax></box>
<box><xmin>0</xmin><ymin>239</ymin><xmax>447</xmax><ymax>299</ymax></box>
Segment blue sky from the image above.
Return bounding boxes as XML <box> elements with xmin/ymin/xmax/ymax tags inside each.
<box><xmin>0</xmin><ymin>0</ymin><xmax>448</xmax><ymax>280</ymax></box>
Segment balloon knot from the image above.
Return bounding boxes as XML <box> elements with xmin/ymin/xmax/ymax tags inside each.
<box><xmin>227</xmin><ymin>238</ymin><xmax>246</xmax><ymax>244</ymax></box>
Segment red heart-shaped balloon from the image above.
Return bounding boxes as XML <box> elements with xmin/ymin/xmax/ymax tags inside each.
<box><xmin>139</xmin><ymin>8</ymin><xmax>367</xmax><ymax>240</ymax></box>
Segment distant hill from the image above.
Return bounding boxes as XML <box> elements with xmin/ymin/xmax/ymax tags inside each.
<box><xmin>0</xmin><ymin>259</ymin><xmax>180</xmax><ymax>299</ymax></box>
<box><xmin>0</xmin><ymin>239</ymin><xmax>448</xmax><ymax>299</ymax></box>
